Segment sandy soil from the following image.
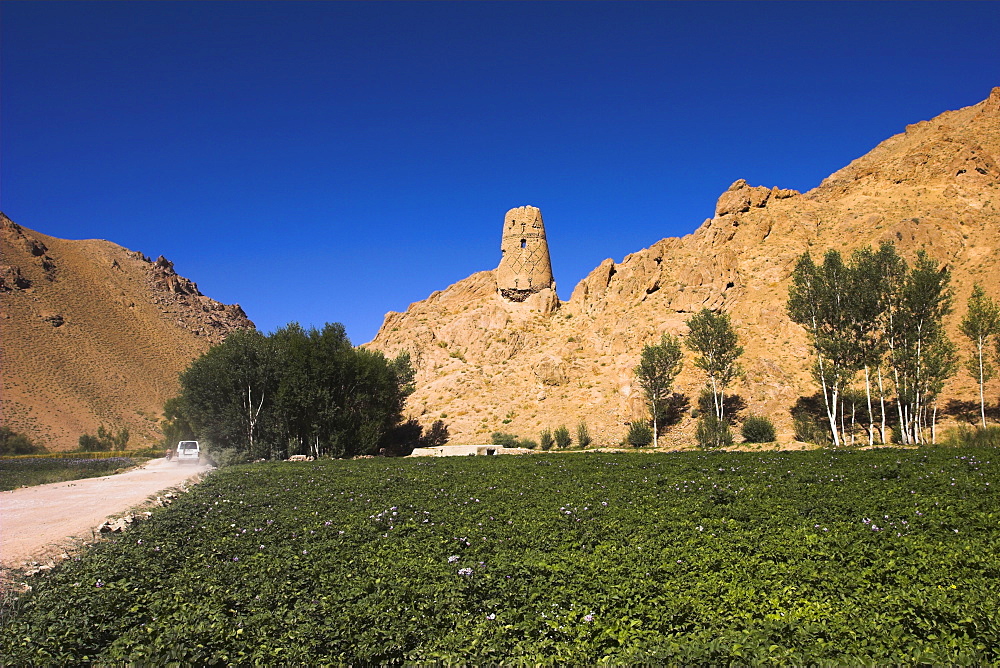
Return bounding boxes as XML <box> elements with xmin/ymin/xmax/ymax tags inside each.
<box><xmin>0</xmin><ymin>458</ymin><xmax>211</xmax><ymax>570</ymax></box>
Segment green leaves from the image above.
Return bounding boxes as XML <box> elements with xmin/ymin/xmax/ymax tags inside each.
<box><xmin>4</xmin><ymin>450</ymin><xmax>1000</xmax><ymax>663</ymax></box>
<box><xmin>634</xmin><ymin>333</ymin><xmax>683</xmax><ymax>446</ymax></box>
<box><xmin>178</xmin><ymin>322</ymin><xmax>412</xmax><ymax>459</ymax></box>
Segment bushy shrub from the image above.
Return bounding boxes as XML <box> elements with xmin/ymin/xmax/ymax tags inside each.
<box><xmin>742</xmin><ymin>415</ymin><xmax>776</xmax><ymax>443</ymax></box>
<box><xmin>794</xmin><ymin>413</ymin><xmax>829</xmax><ymax>445</ymax></box>
<box><xmin>576</xmin><ymin>421</ymin><xmax>592</xmax><ymax>448</ymax></box>
<box><xmin>491</xmin><ymin>432</ymin><xmax>519</xmax><ymax>448</ymax></box>
<box><xmin>518</xmin><ymin>438</ymin><xmax>539</xmax><ymax>450</ymax></box>
<box><xmin>77</xmin><ymin>426</ymin><xmax>129</xmax><ymax>452</ymax></box>
<box><xmin>205</xmin><ymin>447</ymin><xmax>249</xmax><ymax>468</ymax></box>
<box><xmin>554</xmin><ymin>425</ymin><xmax>571</xmax><ymax>449</ymax></box>
<box><xmin>539</xmin><ymin>429</ymin><xmax>554</xmax><ymax>451</ymax></box>
<box><xmin>626</xmin><ymin>422</ymin><xmax>653</xmax><ymax>448</ymax></box>
<box><xmin>791</xmin><ymin>394</ymin><xmax>830</xmax><ymax>445</ymax></box>
<box><xmin>696</xmin><ymin>414</ymin><xmax>733</xmax><ymax>449</ymax></box>
<box><xmin>0</xmin><ymin>426</ymin><xmax>45</xmax><ymax>455</ymax></box>
<box><xmin>946</xmin><ymin>425</ymin><xmax>1000</xmax><ymax>448</ymax></box>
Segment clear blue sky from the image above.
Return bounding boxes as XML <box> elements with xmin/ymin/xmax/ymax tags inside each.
<box><xmin>3</xmin><ymin>2</ymin><xmax>998</xmax><ymax>344</ymax></box>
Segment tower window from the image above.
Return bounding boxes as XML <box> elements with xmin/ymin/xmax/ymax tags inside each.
<box><xmin>520</xmin><ymin>239</ymin><xmax>526</xmax><ymax>248</ymax></box>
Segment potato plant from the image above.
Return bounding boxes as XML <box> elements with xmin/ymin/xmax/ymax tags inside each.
<box><xmin>3</xmin><ymin>449</ymin><xmax>999</xmax><ymax>663</ymax></box>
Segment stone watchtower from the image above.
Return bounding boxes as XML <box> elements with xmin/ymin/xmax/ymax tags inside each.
<box><xmin>495</xmin><ymin>206</ymin><xmax>554</xmax><ymax>302</ymax></box>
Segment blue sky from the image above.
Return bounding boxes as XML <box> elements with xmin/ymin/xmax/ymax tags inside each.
<box><xmin>3</xmin><ymin>2</ymin><xmax>998</xmax><ymax>344</ymax></box>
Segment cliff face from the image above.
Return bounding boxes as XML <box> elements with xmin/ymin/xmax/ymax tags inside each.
<box><xmin>368</xmin><ymin>88</ymin><xmax>1000</xmax><ymax>445</ymax></box>
<box><xmin>1</xmin><ymin>215</ymin><xmax>254</xmax><ymax>450</ymax></box>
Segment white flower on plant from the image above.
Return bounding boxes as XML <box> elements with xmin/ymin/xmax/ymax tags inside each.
<box><xmin>458</xmin><ymin>567</ymin><xmax>473</xmax><ymax>576</ymax></box>
<box><xmin>448</xmin><ymin>555</ymin><xmax>460</xmax><ymax>563</ymax></box>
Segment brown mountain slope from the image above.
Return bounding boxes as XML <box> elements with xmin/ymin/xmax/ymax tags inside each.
<box><xmin>368</xmin><ymin>88</ymin><xmax>1000</xmax><ymax>446</ymax></box>
<box><xmin>1</xmin><ymin>216</ymin><xmax>253</xmax><ymax>450</ymax></box>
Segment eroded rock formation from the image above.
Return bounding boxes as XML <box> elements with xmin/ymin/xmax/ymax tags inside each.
<box><xmin>368</xmin><ymin>88</ymin><xmax>1000</xmax><ymax>446</ymax></box>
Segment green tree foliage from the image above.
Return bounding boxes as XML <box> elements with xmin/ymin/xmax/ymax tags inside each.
<box><xmin>959</xmin><ymin>284</ymin><xmax>1000</xmax><ymax>428</ymax></box>
<box><xmin>78</xmin><ymin>426</ymin><xmax>130</xmax><ymax>452</ymax></box>
<box><xmin>159</xmin><ymin>396</ymin><xmax>195</xmax><ymax>448</ymax></box>
<box><xmin>634</xmin><ymin>333</ymin><xmax>683</xmax><ymax>448</ymax></box>
<box><xmin>539</xmin><ymin>429</ymin><xmax>554</xmax><ymax>451</ymax></box>
<box><xmin>741</xmin><ymin>415</ymin><xmax>776</xmax><ymax>443</ymax></box>
<box><xmin>886</xmin><ymin>251</ymin><xmax>957</xmax><ymax>444</ymax></box>
<box><xmin>696</xmin><ymin>413</ymin><xmax>733</xmax><ymax>449</ymax></box>
<box><xmin>491</xmin><ymin>432</ymin><xmax>519</xmax><ymax>448</ymax></box>
<box><xmin>788</xmin><ymin>250</ymin><xmax>860</xmax><ymax>447</ymax></box>
<box><xmin>788</xmin><ymin>243</ymin><xmax>957</xmax><ymax>446</ymax></box>
<box><xmin>180</xmin><ymin>329</ymin><xmax>277</xmax><ymax>458</ymax></box>
<box><xmin>179</xmin><ymin>323</ymin><xmax>414</xmax><ymax>459</ymax></box>
<box><xmin>576</xmin><ymin>421</ymin><xmax>592</xmax><ymax>449</ymax></box>
<box><xmin>553</xmin><ymin>425</ymin><xmax>571</xmax><ymax>449</ymax></box>
<box><xmin>685</xmin><ymin>309</ymin><xmax>743</xmax><ymax>423</ymax></box>
<box><xmin>626</xmin><ymin>421</ymin><xmax>653</xmax><ymax>448</ymax></box>
<box><xmin>0</xmin><ymin>426</ymin><xmax>45</xmax><ymax>455</ymax></box>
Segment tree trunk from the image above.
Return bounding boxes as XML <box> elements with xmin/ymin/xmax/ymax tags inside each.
<box><xmin>978</xmin><ymin>340</ymin><xmax>987</xmax><ymax>428</ymax></box>
<box><xmin>652</xmin><ymin>400</ymin><xmax>659</xmax><ymax>449</ymax></box>
<box><xmin>932</xmin><ymin>402</ymin><xmax>939</xmax><ymax>445</ymax></box>
<box><xmin>877</xmin><ymin>366</ymin><xmax>887</xmax><ymax>444</ymax></box>
<box><xmin>864</xmin><ymin>366</ymin><xmax>875</xmax><ymax>445</ymax></box>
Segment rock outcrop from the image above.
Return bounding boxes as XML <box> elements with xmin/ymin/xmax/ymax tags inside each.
<box><xmin>368</xmin><ymin>88</ymin><xmax>1000</xmax><ymax>446</ymax></box>
<box><xmin>0</xmin><ymin>214</ymin><xmax>254</xmax><ymax>449</ymax></box>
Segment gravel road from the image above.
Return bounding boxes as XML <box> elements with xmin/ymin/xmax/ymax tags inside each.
<box><xmin>0</xmin><ymin>458</ymin><xmax>211</xmax><ymax>569</ymax></box>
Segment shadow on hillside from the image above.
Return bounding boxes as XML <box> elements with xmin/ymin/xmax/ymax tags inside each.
<box><xmin>943</xmin><ymin>398</ymin><xmax>1000</xmax><ymax>425</ymax></box>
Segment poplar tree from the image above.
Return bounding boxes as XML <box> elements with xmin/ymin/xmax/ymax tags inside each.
<box><xmin>960</xmin><ymin>284</ymin><xmax>1000</xmax><ymax>428</ymax></box>
<box><xmin>634</xmin><ymin>333</ymin><xmax>683</xmax><ymax>448</ymax></box>
<box><xmin>685</xmin><ymin>309</ymin><xmax>743</xmax><ymax>422</ymax></box>
<box><xmin>787</xmin><ymin>250</ymin><xmax>858</xmax><ymax>447</ymax></box>
<box><xmin>884</xmin><ymin>251</ymin><xmax>956</xmax><ymax>444</ymax></box>
<box><xmin>847</xmin><ymin>246</ymin><xmax>891</xmax><ymax>444</ymax></box>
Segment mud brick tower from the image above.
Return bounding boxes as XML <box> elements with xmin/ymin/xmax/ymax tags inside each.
<box><xmin>495</xmin><ymin>206</ymin><xmax>554</xmax><ymax>302</ymax></box>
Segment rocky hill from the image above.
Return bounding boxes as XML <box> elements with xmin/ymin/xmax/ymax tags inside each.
<box><xmin>1</xmin><ymin>216</ymin><xmax>253</xmax><ymax>450</ymax></box>
<box><xmin>368</xmin><ymin>88</ymin><xmax>1000</xmax><ymax>446</ymax></box>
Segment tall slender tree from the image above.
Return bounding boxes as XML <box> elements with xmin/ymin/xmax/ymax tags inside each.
<box><xmin>959</xmin><ymin>284</ymin><xmax>1000</xmax><ymax>428</ymax></box>
<box><xmin>685</xmin><ymin>308</ymin><xmax>743</xmax><ymax>423</ymax></box>
<box><xmin>847</xmin><ymin>246</ymin><xmax>892</xmax><ymax>444</ymax></box>
<box><xmin>885</xmin><ymin>251</ymin><xmax>955</xmax><ymax>444</ymax></box>
<box><xmin>634</xmin><ymin>333</ymin><xmax>683</xmax><ymax>448</ymax></box>
<box><xmin>788</xmin><ymin>250</ymin><xmax>859</xmax><ymax>447</ymax></box>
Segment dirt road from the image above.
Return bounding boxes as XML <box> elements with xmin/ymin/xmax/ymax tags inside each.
<box><xmin>0</xmin><ymin>458</ymin><xmax>211</xmax><ymax>569</ymax></box>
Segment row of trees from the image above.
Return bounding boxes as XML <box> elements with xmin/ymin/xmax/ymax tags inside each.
<box><xmin>788</xmin><ymin>243</ymin><xmax>974</xmax><ymax>446</ymax></box>
<box><xmin>634</xmin><ymin>308</ymin><xmax>744</xmax><ymax>448</ymax></box>
<box><xmin>169</xmin><ymin>323</ymin><xmax>424</xmax><ymax>460</ymax></box>
<box><xmin>634</xmin><ymin>241</ymin><xmax>1000</xmax><ymax>448</ymax></box>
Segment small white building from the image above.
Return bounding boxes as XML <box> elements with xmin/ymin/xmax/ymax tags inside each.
<box><xmin>409</xmin><ymin>444</ymin><xmax>533</xmax><ymax>457</ymax></box>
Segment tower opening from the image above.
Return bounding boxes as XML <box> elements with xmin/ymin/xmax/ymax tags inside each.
<box><xmin>520</xmin><ymin>239</ymin><xmax>526</xmax><ymax>248</ymax></box>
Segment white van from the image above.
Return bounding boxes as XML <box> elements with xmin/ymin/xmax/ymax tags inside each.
<box><xmin>176</xmin><ymin>441</ymin><xmax>200</xmax><ymax>464</ymax></box>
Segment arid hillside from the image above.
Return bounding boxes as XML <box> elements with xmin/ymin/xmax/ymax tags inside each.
<box><xmin>1</xmin><ymin>216</ymin><xmax>253</xmax><ymax>450</ymax></box>
<box><xmin>368</xmin><ymin>88</ymin><xmax>1000</xmax><ymax>446</ymax></box>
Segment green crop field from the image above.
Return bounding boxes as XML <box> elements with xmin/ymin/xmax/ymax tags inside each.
<box><xmin>2</xmin><ymin>449</ymin><xmax>998</xmax><ymax>664</ymax></box>
<box><xmin>0</xmin><ymin>456</ymin><xmax>139</xmax><ymax>491</ymax></box>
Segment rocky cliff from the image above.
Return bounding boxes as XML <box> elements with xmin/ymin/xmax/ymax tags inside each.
<box><xmin>368</xmin><ymin>88</ymin><xmax>1000</xmax><ymax>445</ymax></box>
<box><xmin>1</xmin><ymin>215</ymin><xmax>254</xmax><ymax>450</ymax></box>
